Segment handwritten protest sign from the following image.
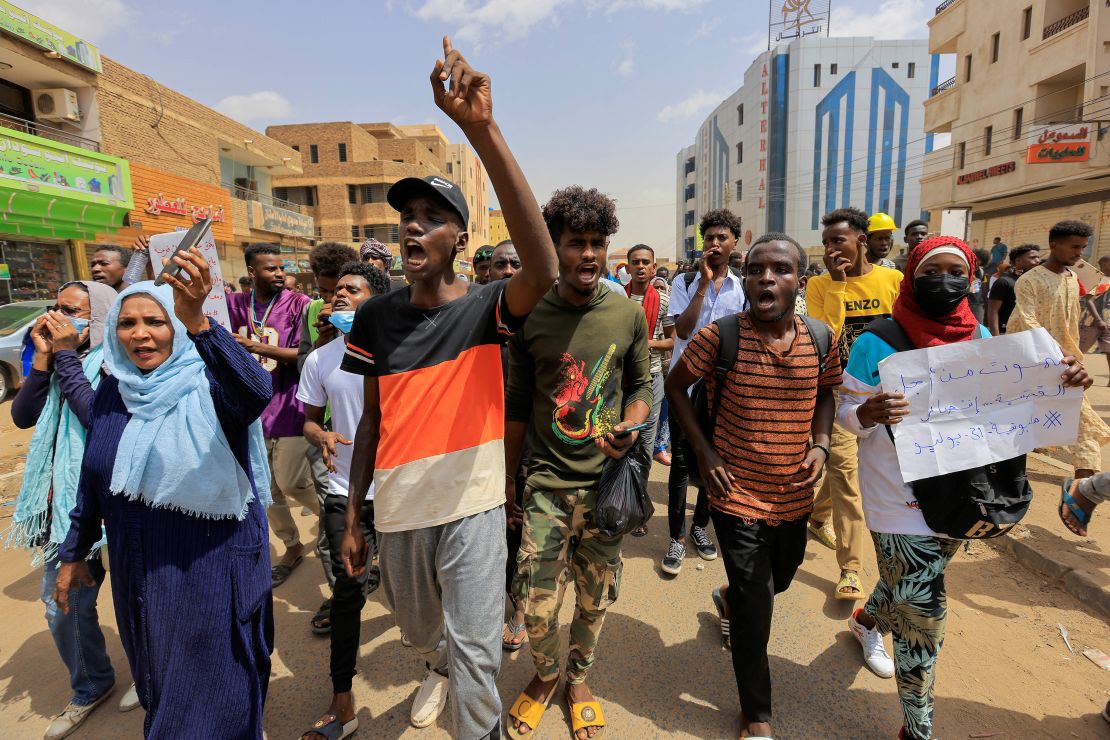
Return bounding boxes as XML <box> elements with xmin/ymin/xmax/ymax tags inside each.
<box><xmin>147</xmin><ymin>230</ymin><xmax>231</xmax><ymax>331</ymax></box>
<box><xmin>877</xmin><ymin>328</ymin><xmax>1081</xmax><ymax>483</ymax></box>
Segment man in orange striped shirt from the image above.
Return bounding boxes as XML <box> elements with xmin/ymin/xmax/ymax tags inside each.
<box><xmin>338</xmin><ymin>40</ymin><xmax>557</xmax><ymax>739</ymax></box>
<box><xmin>666</xmin><ymin>233</ymin><xmax>840</xmax><ymax>740</ymax></box>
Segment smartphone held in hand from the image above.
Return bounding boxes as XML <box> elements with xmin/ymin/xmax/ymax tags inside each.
<box><xmin>154</xmin><ymin>218</ymin><xmax>213</xmax><ymax>286</ymax></box>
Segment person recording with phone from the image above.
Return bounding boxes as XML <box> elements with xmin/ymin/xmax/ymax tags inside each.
<box><xmin>53</xmin><ymin>249</ymin><xmax>275</xmax><ymax>738</ymax></box>
<box><xmin>9</xmin><ymin>279</ymin><xmax>138</xmax><ymax>739</ymax></box>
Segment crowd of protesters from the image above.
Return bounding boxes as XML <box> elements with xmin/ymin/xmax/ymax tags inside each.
<box><xmin>6</xmin><ymin>38</ymin><xmax>1108</xmax><ymax>740</ymax></box>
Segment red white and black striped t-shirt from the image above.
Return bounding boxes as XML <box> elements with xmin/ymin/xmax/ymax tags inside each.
<box><xmin>340</xmin><ymin>279</ymin><xmax>522</xmax><ymax>532</ymax></box>
<box><xmin>681</xmin><ymin>314</ymin><xmax>842</xmax><ymax>523</ymax></box>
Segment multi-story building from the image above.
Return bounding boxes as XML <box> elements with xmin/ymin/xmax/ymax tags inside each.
<box><xmin>921</xmin><ymin>0</ymin><xmax>1110</xmax><ymax>256</ymax></box>
<box><xmin>266</xmin><ymin>121</ymin><xmax>490</xmax><ymax>267</ymax></box>
<box><xmin>445</xmin><ymin>142</ymin><xmax>490</xmax><ymax>247</ymax></box>
<box><xmin>0</xmin><ymin>6</ymin><xmax>132</xmax><ymax>302</ymax></box>
<box><xmin>676</xmin><ymin>36</ymin><xmax>931</xmax><ymax>258</ymax></box>
<box><xmin>95</xmin><ymin>60</ymin><xmax>309</xmax><ymax>283</ymax></box>
<box><xmin>0</xmin><ymin>1</ymin><xmax>310</xmax><ymax>298</ymax></box>
<box><xmin>488</xmin><ymin>208</ymin><xmax>509</xmax><ymax>244</ymax></box>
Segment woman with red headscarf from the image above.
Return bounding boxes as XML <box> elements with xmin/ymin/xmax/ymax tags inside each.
<box><xmin>834</xmin><ymin>237</ymin><xmax>1092</xmax><ymax>740</ymax></box>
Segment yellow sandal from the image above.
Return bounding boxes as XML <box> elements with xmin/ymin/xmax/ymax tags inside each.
<box><xmin>508</xmin><ymin>683</ymin><xmax>558</xmax><ymax>738</ymax></box>
<box><xmin>567</xmin><ymin>698</ymin><xmax>606</xmax><ymax>739</ymax></box>
<box><xmin>835</xmin><ymin>570</ymin><xmax>864</xmax><ymax>600</ymax></box>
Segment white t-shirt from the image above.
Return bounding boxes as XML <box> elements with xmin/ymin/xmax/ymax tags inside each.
<box><xmin>296</xmin><ymin>337</ymin><xmax>373</xmax><ymax>500</ymax></box>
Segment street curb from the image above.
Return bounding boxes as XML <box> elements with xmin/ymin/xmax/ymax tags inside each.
<box><xmin>990</xmin><ymin>535</ymin><xmax>1110</xmax><ymax>619</ymax></box>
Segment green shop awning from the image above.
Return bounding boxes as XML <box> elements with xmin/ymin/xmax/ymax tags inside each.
<box><xmin>0</xmin><ymin>127</ymin><xmax>132</xmax><ymax>240</ymax></box>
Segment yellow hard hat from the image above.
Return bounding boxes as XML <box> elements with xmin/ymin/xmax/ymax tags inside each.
<box><xmin>868</xmin><ymin>212</ymin><xmax>897</xmax><ymax>233</ymax></box>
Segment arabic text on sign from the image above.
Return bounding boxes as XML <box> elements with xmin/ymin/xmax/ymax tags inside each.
<box><xmin>145</xmin><ymin>193</ymin><xmax>225</xmax><ymax>223</ymax></box>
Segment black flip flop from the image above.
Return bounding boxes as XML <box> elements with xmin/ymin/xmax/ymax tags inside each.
<box><xmin>271</xmin><ymin>554</ymin><xmax>304</xmax><ymax>587</ymax></box>
<box><xmin>300</xmin><ymin>713</ymin><xmax>358</xmax><ymax>740</ymax></box>
<box><xmin>311</xmin><ymin>599</ymin><xmax>332</xmax><ymax>636</ymax></box>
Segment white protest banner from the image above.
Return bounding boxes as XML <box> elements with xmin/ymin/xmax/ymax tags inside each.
<box><xmin>877</xmin><ymin>328</ymin><xmax>1082</xmax><ymax>483</ymax></box>
<box><xmin>147</xmin><ymin>229</ymin><xmax>231</xmax><ymax>331</ymax></box>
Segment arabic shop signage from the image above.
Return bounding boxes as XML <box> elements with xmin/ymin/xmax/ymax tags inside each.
<box><xmin>0</xmin><ymin>128</ymin><xmax>130</xmax><ymax>239</ymax></box>
<box><xmin>0</xmin><ymin>1</ymin><xmax>102</xmax><ymax>73</ymax></box>
<box><xmin>145</xmin><ymin>193</ymin><xmax>224</xmax><ymax>223</ymax></box>
<box><xmin>769</xmin><ymin>0</ymin><xmax>830</xmax><ymax>45</ymax></box>
<box><xmin>247</xmin><ymin>200</ymin><xmax>314</xmax><ymax>238</ymax></box>
<box><xmin>957</xmin><ymin>161</ymin><xmax>1016</xmax><ymax>185</ymax></box>
<box><xmin>1026</xmin><ymin>124</ymin><xmax>1092</xmax><ymax>164</ymax></box>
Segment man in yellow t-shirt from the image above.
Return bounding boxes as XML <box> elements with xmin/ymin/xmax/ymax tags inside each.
<box><xmin>804</xmin><ymin>207</ymin><xmax>902</xmax><ymax>601</ymax></box>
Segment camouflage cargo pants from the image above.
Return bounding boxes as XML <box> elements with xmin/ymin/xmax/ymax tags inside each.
<box><xmin>512</xmin><ymin>486</ymin><xmax>623</xmax><ymax>684</ymax></box>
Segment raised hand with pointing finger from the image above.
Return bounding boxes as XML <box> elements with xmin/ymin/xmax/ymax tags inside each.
<box><xmin>431</xmin><ymin>36</ymin><xmax>493</xmax><ymax>130</ymax></box>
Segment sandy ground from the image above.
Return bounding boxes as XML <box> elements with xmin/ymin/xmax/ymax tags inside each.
<box><xmin>0</xmin><ymin>379</ymin><xmax>1108</xmax><ymax>738</ymax></box>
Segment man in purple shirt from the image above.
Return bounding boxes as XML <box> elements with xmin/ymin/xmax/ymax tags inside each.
<box><xmin>227</xmin><ymin>243</ymin><xmax>314</xmax><ymax>586</ymax></box>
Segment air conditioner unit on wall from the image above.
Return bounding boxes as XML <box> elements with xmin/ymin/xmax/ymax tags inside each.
<box><xmin>32</xmin><ymin>88</ymin><xmax>81</xmax><ymax>123</ymax></box>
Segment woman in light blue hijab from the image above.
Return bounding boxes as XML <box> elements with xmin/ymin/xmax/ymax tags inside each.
<box><xmin>53</xmin><ymin>249</ymin><xmax>274</xmax><ymax>739</ymax></box>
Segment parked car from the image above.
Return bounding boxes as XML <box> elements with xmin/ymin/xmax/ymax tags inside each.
<box><xmin>0</xmin><ymin>300</ymin><xmax>51</xmax><ymax>399</ymax></box>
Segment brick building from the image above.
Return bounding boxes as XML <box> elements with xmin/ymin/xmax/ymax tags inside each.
<box><xmin>266</xmin><ymin>121</ymin><xmax>490</xmax><ymax>269</ymax></box>
<box><xmin>93</xmin><ymin>58</ymin><xmax>310</xmax><ymax>283</ymax></box>
<box><xmin>488</xmin><ymin>208</ymin><xmax>509</xmax><ymax>245</ymax></box>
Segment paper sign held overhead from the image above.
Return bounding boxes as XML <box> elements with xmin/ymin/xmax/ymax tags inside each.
<box><xmin>147</xmin><ymin>230</ymin><xmax>231</xmax><ymax>331</ymax></box>
<box><xmin>877</xmin><ymin>328</ymin><xmax>1082</xmax><ymax>483</ymax></box>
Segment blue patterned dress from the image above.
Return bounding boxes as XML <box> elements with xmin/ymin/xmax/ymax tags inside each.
<box><xmin>59</xmin><ymin>324</ymin><xmax>274</xmax><ymax>739</ymax></box>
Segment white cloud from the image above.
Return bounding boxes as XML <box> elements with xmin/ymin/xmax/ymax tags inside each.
<box><xmin>411</xmin><ymin>0</ymin><xmax>706</xmax><ymax>46</ymax></box>
<box><xmin>613</xmin><ymin>41</ymin><xmax>635</xmax><ymax>77</ymax></box>
<box><xmin>657</xmin><ymin>90</ymin><xmax>722</xmax><ymax>123</ymax></box>
<box><xmin>215</xmin><ymin>91</ymin><xmax>293</xmax><ymax>124</ymax></box>
<box><xmin>33</xmin><ymin>0</ymin><xmax>133</xmax><ymax>41</ymax></box>
<box><xmin>693</xmin><ymin>17</ymin><xmax>720</xmax><ymax>39</ymax></box>
<box><xmin>831</xmin><ymin>0</ymin><xmax>930</xmax><ymax>40</ymax></box>
<box><xmin>597</xmin><ymin>0</ymin><xmax>707</xmax><ymax>10</ymax></box>
<box><xmin>412</xmin><ymin>0</ymin><xmax>568</xmax><ymax>46</ymax></box>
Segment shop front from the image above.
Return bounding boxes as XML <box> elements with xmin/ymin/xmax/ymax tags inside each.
<box><xmin>98</xmin><ymin>161</ymin><xmax>233</xmax><ymax>279</ymax></box>
<box><xmin>0</xmin><ymin>127</ymin><xmax>131</xmax><ymax>303</ymax></box>
<box><xmin>243</xmin><ymin>198</ymin><xmax>315</xmax><ymax>288</ymax></box>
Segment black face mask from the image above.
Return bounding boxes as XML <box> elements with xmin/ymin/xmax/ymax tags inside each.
<box><xmin>913</xmin><ymin>274</ymin><xmax>970</xmax><ymax>316</ymax></box>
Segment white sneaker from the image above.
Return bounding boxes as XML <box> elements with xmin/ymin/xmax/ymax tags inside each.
<box><xmin>849</xmin><ymin>610</ymin><xmax>895</xmax><ymax>679</ymax></box>
<box><xmin>118</xmin><ymin>683</ymin><xmax>140</xmax><ymax>712</ymax></box>
<box><xmin>44</xmin><ymin>690</ymin><xmax>112</xmax><ymax>740</ymax></box>
<box><xmin>410</xmin><ymin>671</ymin><xmax>449</xmax><ymax>728</ymax></box>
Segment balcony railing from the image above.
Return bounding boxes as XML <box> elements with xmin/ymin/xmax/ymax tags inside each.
<box><xmin>931</xmin><ymin>76</ymin><xmax>957</xmax><ymax>96</ymax></box>
<box><xmin>221</xmin><ymin>181</ymin><xmax>304</xmax><ymax>213</ymax></box>
<box><xmin>1044</xmin><ymin>6</ymin><xmax>1089</xmax><ymax>39</ymax></box>
<box><xmin>0</xmin><ymin>111</ymin><xmax>100</xmax><ymax>151</ymax></box>
<box><xmin>935</xmin><ymin>0</ymin><xmax>958</xmax><ymax>14</ymax></box>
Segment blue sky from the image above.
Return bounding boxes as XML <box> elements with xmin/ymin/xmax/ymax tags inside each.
<box><xmin>39</xmin><ymin>0</ymin><xmax>936</xmax><ymax>259</ymax></box>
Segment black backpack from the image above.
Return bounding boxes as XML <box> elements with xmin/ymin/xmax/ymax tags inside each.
<box><xmin>683</xmin><ymin>314</ymin><xmax>831</xmax><ymax>489</ymax></box>
<box><xmin>863</xmin><ymin>317</ymin><xmax>1033</xmax><ymax>539</ymax></box>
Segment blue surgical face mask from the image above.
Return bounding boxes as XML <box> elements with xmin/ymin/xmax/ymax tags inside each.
<box><xmin>328</xmin><ymin>311</ymin><xmax>355</xmax><ymax>334</ymax></box>
<box><xmin>68</xmin><ymin>316</ymin><xmax>90</xmax><ymax>334</ymax></box>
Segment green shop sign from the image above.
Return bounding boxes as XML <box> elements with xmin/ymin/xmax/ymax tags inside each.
<box><xmin>0</xmin><ymin>127</ymin><xmax>132</xmax><ymax>240</ymax></box>
<box><xmin>0</xmin><ymin>1</ymin><xmax>102</xmax><ymax>73</ymax></box>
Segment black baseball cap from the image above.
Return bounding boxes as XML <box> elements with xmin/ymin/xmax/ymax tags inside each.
<box><xmin>387</xmin><ymin>175</ymin><xmax>469</xmax><ymax>229</ymax></box>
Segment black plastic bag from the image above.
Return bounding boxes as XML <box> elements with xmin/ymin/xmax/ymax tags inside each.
<box><xmin>593</xmin><ymin>446</ymin><xmax>654</xmax><ymax>537</ymax></box>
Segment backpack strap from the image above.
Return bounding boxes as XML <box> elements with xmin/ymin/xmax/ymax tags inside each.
<box><xmin>861</xmin><ymin>317</ymin><xmax>913</xmax><ymax>444</ymax></box>
<box><xmin>863</xmin><ymin>316</ymin><xmax>914</xmax><ymax>353</ymax></box>
<box><xmin>708</xmin><ymin>315</ymin><xmax>740</xmax><ymax>434</ymax></box>
<box><xmin>800</xmin><ymin>315</ymin><xmax>831</xmax><ymax>375</ymax></box>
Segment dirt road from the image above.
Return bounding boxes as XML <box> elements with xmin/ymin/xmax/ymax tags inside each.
<box><xmin>0</xmin><ymin>396</ymin><xmax>1106</xmax><ymax>738</ymax></box>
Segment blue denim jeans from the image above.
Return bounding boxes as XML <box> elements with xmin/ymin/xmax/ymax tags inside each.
<box><xmin>41</xmin><ymin>553</ymin><xmax>115</xmax><ymax>706</ymax></box>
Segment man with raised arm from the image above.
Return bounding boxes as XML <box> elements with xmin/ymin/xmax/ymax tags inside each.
<box><xmin>338</xmin><ymin>38</ymin><xmax>557</xmax><ymax>739</ymax></box>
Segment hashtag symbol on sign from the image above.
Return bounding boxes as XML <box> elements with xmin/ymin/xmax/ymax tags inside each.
<box><xmin>1043</xmin><ymin>411</ymin><xmax>1062</xmax><ymax>429</ymax></box>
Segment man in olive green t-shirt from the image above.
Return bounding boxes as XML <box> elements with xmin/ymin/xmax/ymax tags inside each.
<box><xmin>504</xmin><ymin>186</ymin><xmax>652</xmax><ymax>738</ymax></box>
